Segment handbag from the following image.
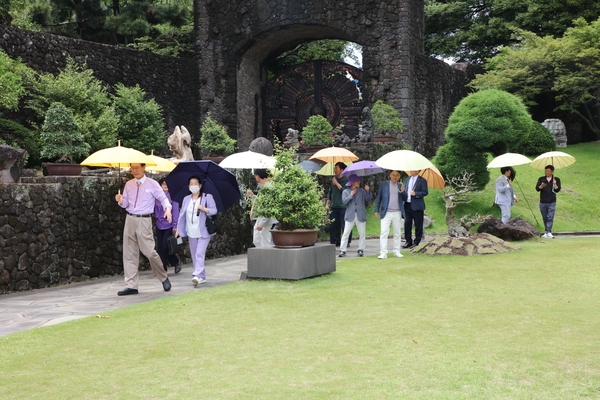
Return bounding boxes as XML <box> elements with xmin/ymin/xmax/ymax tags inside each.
<box><xmin>167</xmin><ymin>235</ymin><xmax>179</xmax><ymax>255</ymax></box>
<box><xmin>205</xmin><ymin>215</ymin><xmax>220</xmax><ymax>234</ymax></box>
<box><xmin>203</xmin><ymin>195</ymin><xmax>220</xmax><ymax>234</ymax></box>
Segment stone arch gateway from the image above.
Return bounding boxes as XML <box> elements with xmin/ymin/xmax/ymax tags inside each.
<box><xmin>195</xmin><ymin>0</ymin><xmax>474</xmax><ymax>156</ymax></box>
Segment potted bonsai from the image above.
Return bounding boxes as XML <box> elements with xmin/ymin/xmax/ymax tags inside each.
<box><xmin>253</xmin><ymin>144</ymin><xmax>328</xmax><ymax>247</ymax></box>
<box><xmin>40</xmin><ymin>102</ymin><xmax>90</xmax><ymax>175</ymax></box>
<box><xmin>371</xmin><ymin>99</ymin><xmax>404</xmax><ymax>142</ymax></box>
<box><xmin>301</xmin><ymin>114</ymin><xmax>333</xmax><ymax>151</ymax></box>
<box><xmin>199</xmin><ymin>112</ymin><xmax>236</xmax><ymax>163</ymax></box>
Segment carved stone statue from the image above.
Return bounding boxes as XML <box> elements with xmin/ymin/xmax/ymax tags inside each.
<box><xmin>283</xmin><ymin>128</ymin><xmax>299</xmax><ymax>147</ymax></box>
<box><xmin>0</xmin><ymin>145</ymin><xmax>26</xmax><ymax>183</ymax></box>
<box><xmin>359</xmin><ymin>106</ymin><xmax>374</xmax><ymax>142</ymax></box>
<box><xmin>541</xmin><ymin>118</ymin><xmax>568</xmax><ymax>148</ymax></box>
<box><xmin>167</xmin><ymin>125</ymin><xmax>194</xmax><ymax>161</ymax></box>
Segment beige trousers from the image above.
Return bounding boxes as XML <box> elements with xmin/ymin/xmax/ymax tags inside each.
<box><xmin>123</xmin><ymin>215</ymin><xmax>167</xmax><ymax>289</ymax></box>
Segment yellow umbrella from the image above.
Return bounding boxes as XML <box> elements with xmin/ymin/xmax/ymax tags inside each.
<box><xmin>418</xmin><ymin>165</ymin><xmax>445</xmax><ymax>189</ymax></box>
<box><xmin>376</xmin><ymin>149</ymin><xmax>434</xmax><ymax>171</ymax></box>
<box><xmin>145</xmin><ymin>150</ymin><xmax>177</xmax><ymax>172</ymax></box>
<box><xmin>315</xmin><ymin>161</ymin><xmax>353</xmax><ymax>176</ymax></box>
<box><xmin>487</xmin><ymin>152</ymin><xmax>532</xmax><ymax>168</ymax></box>
<box><xmin>309</xmin><ymin>147</ymin><xmax>359</xmax><ymax>164</ymax></box>
<box><xmin>80</xmin><ymin>141</ymin><xmax>157</xmax><ymax>168</ymax></box>
<box><xmin>530</xmin><ymin>151</ymin><xmax>576</xmax><ymax>169</ymax></box>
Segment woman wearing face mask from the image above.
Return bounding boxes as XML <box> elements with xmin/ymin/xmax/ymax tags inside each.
<box><xmin>175</xmin><ymin>175</ymin><xmax>218</xmax><ymax>287</ymax></box>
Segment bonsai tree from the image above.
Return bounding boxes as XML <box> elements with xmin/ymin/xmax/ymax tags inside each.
<box><xmin>371</xmin><ymin>100</ymin><xmax>404</xmax><ymax>136</ymax></box>
<box><xmin>253</xmin><ymin>145</ymin><xmax>328</xmax><ymax>231</ymax></box>
<box><xmin>301</xmin><ymin>115</ymin><xmax>334</xmax><ymax>147</ymax></box>
<box><xmin>199</xmin><ymin>112</ymin><xmax>236</xmax><ymax>156</ymax></box>
<box><xmin>39</xmin><ymin>102</ymin><xmax>90</xmax><ymax>163</ymax></box>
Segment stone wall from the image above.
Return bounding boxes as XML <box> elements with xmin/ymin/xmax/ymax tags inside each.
<box><xmin>0</xmin><ymin>25</ymin><xmax>200</xmax><ymax>148</ymax></box>
<box><xmin>0</xmin><ymin>175</ymin><xmax>253</xmax><ymax>294</ymax></box>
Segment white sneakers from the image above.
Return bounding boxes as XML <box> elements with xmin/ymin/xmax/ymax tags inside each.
<box><xmin>192</xmin><ymin>277</ymin><xmax>207</xmax><ymax>287</ymax></box>
<box><xmin>377</xmin><ymin>254</ymin><xmax>387</xmax><ymax>259</ymax></box>
<box><xmin>394</xmin><ymin>252</ymin><xmax>403</xmax><ymax>258</ymax></box>
<box><xmin>379</xmin><ymin>252</ymin><xmax>404</xmax><ymax>259</ymax></box>
<box><xmin>542</xmin><ymin>233</ymin><xmax>555</xmax><ymax>239</ymax></box>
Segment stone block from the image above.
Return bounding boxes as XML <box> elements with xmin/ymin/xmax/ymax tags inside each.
<box><xmin>247</xmin><ymin>244</ymin><xmax>336</xmax><ymax>280</ymax></box>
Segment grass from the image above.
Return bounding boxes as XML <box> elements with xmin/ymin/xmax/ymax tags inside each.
<box><xmin>2</xmin><ymin>238</ymin><xmax>600</xmax><ymax>399</ymax></box>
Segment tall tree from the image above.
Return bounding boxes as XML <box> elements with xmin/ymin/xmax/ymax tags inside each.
<box><xmin>425</xmin><ymin>0</ymin><xmax>600</xmax><ymax>63</ymax></box>
<box><xmin>470</xmin><ymin>18</ymin><xmax>600</xmax><ymax>139</ymax></box>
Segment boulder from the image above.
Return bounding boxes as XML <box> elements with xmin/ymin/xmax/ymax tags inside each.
<box><xmin>0</xmin><ymin>145</ymin><xmax>26</xmax><ymax>183</ymax></box>
<box><xmin>249</xmin><ymin>137</ymin><xmax>273</xmax><ymax>156</ymax></box>
<box><xmin>477</xmin><ymin>216</ymin><xmax>539</xmax><ymax>241</ymax></box>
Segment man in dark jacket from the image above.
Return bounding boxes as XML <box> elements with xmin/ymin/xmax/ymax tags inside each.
<box><xmin>401</xmin><ymin>170</ymin><xmax>428</xmax><ymax>248</ymax></box>
<box><xmin>536</xmin><ymin>165</ymin><xmax>561</xmax><ymax>238</ymax></box>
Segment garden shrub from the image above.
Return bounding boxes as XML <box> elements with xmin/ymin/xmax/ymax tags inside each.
<box><xmin>510</xmin><ymin>121</ymin><xmax>556</xmax><ymax>156</ymax></box>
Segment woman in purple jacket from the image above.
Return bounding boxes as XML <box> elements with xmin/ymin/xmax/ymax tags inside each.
<box><xmin>154</xmin><ymin>178</ymin><xmax>182</xmax><ymax>273</ymax></box>
<box><xmin>175</xmin><ymin>176</ymin><xmax>218</xmax><ymax>287</ymax></box>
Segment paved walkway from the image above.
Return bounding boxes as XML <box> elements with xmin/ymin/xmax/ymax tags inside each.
<box><xmin>1</xmin><ymin>233</ymin><xmax>597</xmax><ymax>337</ymax></box>
<box><xmin>0</xmin><ymin>239</ymin><xmax>384</xmax><ymax>337</ymax></box>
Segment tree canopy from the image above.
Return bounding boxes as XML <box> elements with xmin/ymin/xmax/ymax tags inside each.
<box><xmin>470</xmin><ymin>18</ymin><xmax>600</xmax><ymax>139</ymax></box>
<box><xmin>425</xmin><ymin>0</ymin><xmax>600</xmax><ymax>63</ymax></box>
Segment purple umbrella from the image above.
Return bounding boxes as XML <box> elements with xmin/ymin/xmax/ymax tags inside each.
<box><xmin>341</xmin><ymin>160</ymin><xmax>387</xmax><ymax>177</ymax></box>
<box><xmin>165</xmin><ymin>160</ymin><xmax>241</xmax><ymax>213</ymax></box>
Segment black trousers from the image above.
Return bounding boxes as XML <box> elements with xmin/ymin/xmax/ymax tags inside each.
<box><xmin>403</xmin><ymin>202</ymin><xmax>424</xmax><ymax>245</ymax></box>
<box><xmin>156</xmin><ymin>227</ymin><xmax>180</xmax><ymax>269</ymax></box>
<box><xmin>329</xmin><ymin>207</ymin><xmax>351</xmax><ymax>246</ymax></box>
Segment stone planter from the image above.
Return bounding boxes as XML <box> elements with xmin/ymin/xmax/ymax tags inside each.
<box><xmin>271</xmin><ymin>229</ymin><xmax>319</xmax><ymax>248</ymax></box>
<box><xmin>42</xmin><ymin>163</ymin><xmax>83</xmax><ymax>176</ymax></box>
<box><xmin>247</xmin><ymin>243</ymin><xmax>336</xmax><ymax>280</ymax></box>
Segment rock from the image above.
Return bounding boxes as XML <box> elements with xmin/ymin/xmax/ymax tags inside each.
<box><xmin>477</xmin><ymin>216</ymin><xmax>539</xmax><ymax>241</ymax></box>
<box><xmin>411</xmin><ymin>233</ymin><xmax>522</xmax><ymax>256</ymax></box>
<box><xmin>542</xmin><ymin>119</ymin><xmax>568</xmax><ymax>148</ymax></box>
<box><xmin>0</xmin><ymin>145</ymin><xmax>26</xmax><ymax>183</ymax></box>
<box><xmin>249</xmin><ymin>137</ymin><xmax>273</xmax><ymax>156</ymax></box>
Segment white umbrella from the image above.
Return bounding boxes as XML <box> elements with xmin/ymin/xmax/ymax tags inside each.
<box><xmin>375</xmin><ymin>150</ymin><xmax>434</xmax><ymax>171</ymax></box>
<box><xmin>219</xmin><ymin>151</ymin><xmax>276</xmax><ymax>169</ymax></box>
<box><xmin>530</xmin><ymin>151</ymin><xmax>576</xmax><ymax>169</ymax></box>
<box><xmin>487</xmin><ymin>153</ymin><xmax>532</xmax><ymax>169</ymax></box>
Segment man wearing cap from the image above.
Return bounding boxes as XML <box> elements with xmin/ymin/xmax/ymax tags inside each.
<box><xmin>338</xmin><ymin>175</ymin><xmax>370</xmax><ymax>258</ymax></box>
<box><xmin>401</xmin><ymin>170</ymin><xmax>428</xmax><ymax>248</ymax></box>
<box><xmin>114</xmin><ymin>163</ymin><xmax>173</xmax><ymax>296</ymax></box>
<box><xmin>374</xmin><ymin>170</ymin><xmax>405</xmax><ymax>259</ymax></box>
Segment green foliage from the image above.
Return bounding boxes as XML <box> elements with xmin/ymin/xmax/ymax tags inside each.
<box><xmin>511</xmin><ymin>121</ymin><xmax>556</xmax><ymax>156</ymax></box>
<box><xmin>435</xmin><ymin>89</ymin><xmax>534</xmax><ymax>190</ymax></box>
<box><xmin>301</xmin><ymin>115</ymin><xmax>333</xmax><ymax>147</ymax></box>
<box><xmin>199</xmin><ymin>113</ymin><xmax>236</xmax><ymax>156</ymax></box>
<box><xmin>267</xmin><ymin>39</ymin><xmax>354</xmax><ymax>75</ymax></box>
<box><xmin>111</xmin><ymin>83</ymin><xmax>166</xmax><ymax>153</ymax></box>
<box><xmin>0</xmin><ymin>49</ymin><xmax>34</xmax><ymax>111</ymax></box>
<box><xmin>126</xmin><ymin>21</ymin><xmax>194</xmax><ymax>57</ymax></box>
<box><xmin>0</xmin><ymin>118</ymin><xmax>40</xmax><ymax>167</ymax></box>
<box><xmin>254</xmin><ymin>145</ymin><xmax>328</xmax><ymax>230</ymax></box>
<box><xmin>425</xmin><ymin>0</ymin><xmax>600</xmax><ymax>63</ymax></box>
<box><xmin>370</xmin><ymin>100</ymin><xmax>404</xmax><ymax>135</ymax></box>
<box><xmin>40</xmin><ymin>102</ymin><xmax>89</xmax><ymax>163</ymax></box>
<box><xmin>470</xmin><ymin>19</ymin><xmax>600</xmax><ymax>138</ymax></box>
<box><xmin>27</xmin><ymin>58</ymin><xmax>118</xmax><ymax>154</ymax></box>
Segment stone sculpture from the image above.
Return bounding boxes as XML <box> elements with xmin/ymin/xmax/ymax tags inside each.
<box><xmin>541</xmin><ymin>119</ymin><xmax>567</xmax><ymax>147</ymax></box>
<box><xmin>167</xmin><ymin>125</ymin><xmax>194</xmax><ymax>161</ymax></box>
<box><xmin>283</xmin><ymin>128</ymin><xmax>299</xmax><ymax>147</ymax></box>
<box><xmin>358</xmin><ymin>106</ymin><xmax>374</xmax><ymax>142</ymax></box>
<box><xmin>0</xmin><ymin>145</ymin><xmax>26</xmax><ymax>183</ymax></box>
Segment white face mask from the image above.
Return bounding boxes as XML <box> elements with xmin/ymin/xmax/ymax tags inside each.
<box><xmin>189</xmin><ymin>186</ymin><xmax>200</xmax><ymax>194</ymax></box>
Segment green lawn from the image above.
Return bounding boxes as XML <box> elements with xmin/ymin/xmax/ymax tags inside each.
<box><xmin>2</xmin><ymin>238</ymin><xmax>600</xmax><ymax>399</ymax></box>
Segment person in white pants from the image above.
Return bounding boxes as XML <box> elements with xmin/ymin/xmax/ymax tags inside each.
<box><xmin>339</xmin><ymin>175</ymin><xmax>371</xmax><ymax>258</ymax></box>
<box><xmin>374</xmin><ymin>170</ymin><xmax>405</xmax><ymax>259</ymax></box>
<box><xmin>247</xmin><ymin>169</ymin><xmax>278</xmax><ymax>247</ymax></box>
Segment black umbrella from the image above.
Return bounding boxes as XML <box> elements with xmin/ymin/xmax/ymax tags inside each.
<box><xmin>165</xmin><ymin>161</ymin><xmax>241</xmax><ymax>212</ymax></box>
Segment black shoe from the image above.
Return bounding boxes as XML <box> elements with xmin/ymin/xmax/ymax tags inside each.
<box><xmin>401</xmin><ymin>243</ymin><xmax>412</xmax><ymax>249</ymax></box>
<box><xmin>174</xmin><ymin>263</ymin><xmax>182</xmax><ymax>274</ymax></box>
<box><xmin>162</xmin><ymin>278</ymin><xmax>171</xmax><ymax>292</ymax></box>
<box><xmin>117</xmin><ymin>288</ymin><xmax>138</xmax><ymax>296</ymax></box>
<box><xmin>357</xmin><ymin>249</ymin><xmax>364</xmax><ymax>257</ymax></box>
<box><xmin>410</xmin><ymin>244</ymin><xmax>418</xmax><ymax>249</ymax></box>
